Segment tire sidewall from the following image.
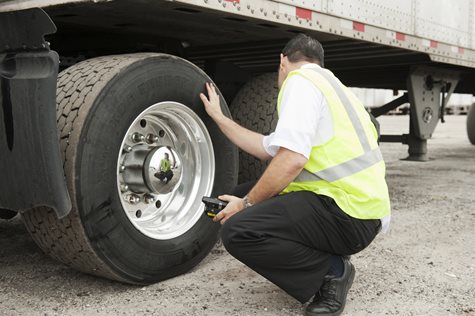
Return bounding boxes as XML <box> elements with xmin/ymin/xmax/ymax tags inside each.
<box><xmin>76</xmin><ymin>55</ymin><xmax>237</xmax><ymax>282</ymax></box>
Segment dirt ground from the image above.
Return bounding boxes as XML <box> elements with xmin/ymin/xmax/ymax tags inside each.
<box><xmin>1</xmin><ymin>115</ymin><xmax>474</xmax><ymax>316</ymax></box>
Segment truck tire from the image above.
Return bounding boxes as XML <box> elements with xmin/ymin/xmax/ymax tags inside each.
<box><xmin>231</xmin><ymin>73</ymin><xmax>279</xmax><ymax>183</ymax></box>
<box><xmin>467</xmin><ymin>104</ymin><xmax>475</xmax><ymax>145</ymax></box>
<box><xmin>21</xmin><ymin>53</ymin><xmax>238</xmax><ymax>284</ymax></box>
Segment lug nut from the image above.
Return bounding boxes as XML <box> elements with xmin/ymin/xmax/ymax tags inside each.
<box><xmin>119</xmin><ymin>165</ymin><xmax>126</xmax><ymax>172</ymax></box>
<box><xmin>120</xmin><ymin>184</ymin><xmax>129</xmax><ymax>192</ymax></box>
<box><xmin>144</xmin><ymin>194</ymin><xmax>155</xmax><ymax>204</ymax></box>
<box><xmin>131</xmin><ymin>132</ymin><xmax>145</xmax><ymax>143</ymax></box>
<box><xmin>146</xmin><ymin>134</ymin><xmax>159</xmax><ymax>144</ymax></box>
<box><xmin>125</xmin><ymin>194</ymin><xmax>141</xmax><ymax>205</ymax></box>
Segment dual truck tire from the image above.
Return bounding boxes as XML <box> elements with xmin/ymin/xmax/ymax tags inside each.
<box><xmin>22</xmin><ymin>54</ymin><xmax>278</xmax><ymax>284</ymax></box>
<box><xmin>21</xmin><ymin>55</ymin><xmax>279</xmax><ymax>284</ymax></box>
<box><xmin>22</xmin><ymin>54</ymin><xmax>238</xmax><ymax>284</ymax></box>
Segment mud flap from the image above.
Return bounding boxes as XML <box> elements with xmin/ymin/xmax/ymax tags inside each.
<box><xmin>0</xmin><ymin>9</ymin><xmax>71</xmax><ymax>217</ymax></box>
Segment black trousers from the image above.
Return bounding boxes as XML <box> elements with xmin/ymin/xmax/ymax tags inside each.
<box><xmin>221</xmin><ymin>182</ymin><xmax>381</xmax><ymax>303</ymax></box>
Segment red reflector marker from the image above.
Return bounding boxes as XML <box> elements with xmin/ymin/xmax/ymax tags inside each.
<box><xmin>353</xmin><ymin>22</ymin><xmax>365</xmax><ymax>32</ymax></box>
<box><xmin>296</xmin><ymin>7</ymin><xmax>312</xmax><ymax>20</ymax></box>
<box><xmin>396</xmin><ymin>32</ymin><xmax>406</xmax><ymax>41</ymax></box>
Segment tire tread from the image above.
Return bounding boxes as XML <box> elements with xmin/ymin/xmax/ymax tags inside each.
<box><xmin>230</xmin><ymin>73</ymin><xmax>279</xmax><ymax>183</ymax></box>
<box><xmin>22</xmin><ymin>55</ymin><xmax>156</xmax><ymax>281</ymax></box>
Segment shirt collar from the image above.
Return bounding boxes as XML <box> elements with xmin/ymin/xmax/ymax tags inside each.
<box><xmin>300</xmin><ymin>63</ymin><xmax>322</xmax><ymax>69</ymax></box>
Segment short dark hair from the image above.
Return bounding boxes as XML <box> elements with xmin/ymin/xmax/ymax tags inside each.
<box><xmin>282</xmin><ymin>34</ymin><xmax>324</xmax><ymax>66</ymax></box>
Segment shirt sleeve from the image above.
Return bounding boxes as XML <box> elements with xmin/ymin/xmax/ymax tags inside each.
<box><xmin>262</xmin><ymin>75</ymin><xmax>325</xmax><ymax>159</ymax></box>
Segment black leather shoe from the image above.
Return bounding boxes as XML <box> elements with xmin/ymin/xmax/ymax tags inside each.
<box><xmin>305</xmin><ymin>258</ymin><xmax>356</xmax><ymax>316</ymax></box>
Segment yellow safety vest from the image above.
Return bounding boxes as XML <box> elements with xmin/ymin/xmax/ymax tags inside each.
<box><xmin>160</xmin><ymin>158</ymin><xmax>171</xmax><ymax>172</ymax></box>
<box><xmin>279</xmin><ymin>67</ymin><xmax>391</xmax><ymax>220</ymax></box>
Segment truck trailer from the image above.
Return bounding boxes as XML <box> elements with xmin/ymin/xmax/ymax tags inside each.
<box><xmin>1</xmin><ymin>0</ymin><xmax>474</xmax><ymax>284</ymax></box>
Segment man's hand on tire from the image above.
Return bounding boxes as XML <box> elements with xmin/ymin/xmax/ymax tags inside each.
<box><xmin>200</xmin><ymin>82</ymin><xmax>224</xmax><ymax>122</ymax></box>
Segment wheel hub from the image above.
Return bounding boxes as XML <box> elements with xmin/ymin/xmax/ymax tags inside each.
<box><xmin>117</xmin><ymin>101</ymin><xmax>215</xmax><ymax>240</ymax></box>
<box><xmin>122</xmin><ymin>145</ymin><xmax>183</xmax><ymax>195</ymax></box>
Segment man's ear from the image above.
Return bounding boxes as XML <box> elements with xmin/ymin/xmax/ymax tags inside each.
<box><xmin>280</xmin><ymin>54</ymin><xmax>288</xmax><ymax>71</ymax></box>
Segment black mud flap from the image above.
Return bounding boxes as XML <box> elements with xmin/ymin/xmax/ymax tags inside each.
<box><xmin>0</xmin><ymin>8</ymin><xmax>71</xmax><ymax>217</ymax></box>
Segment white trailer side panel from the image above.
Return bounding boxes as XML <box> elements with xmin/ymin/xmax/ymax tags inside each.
<box><xmin>269</xmin><ymin>0</ymin><xmax>475</xmax><ymax>67</ymax></box>
<box><xmin>326</xmin><ymin>0</ymin><xmax>414</xmax><ymax>34</ymax></box>
<box><xmin>415</xmin><ymin>0</ymin><xmax>471</xmax><ymax>49</ymax></box>
<box><xmin>277</xmin><ymin>0</ymin><xmax>473</xmax><ymax>50</ymax></box>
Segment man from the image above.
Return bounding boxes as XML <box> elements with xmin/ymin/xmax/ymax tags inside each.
<box><xmin>199</xmin><ymin>34</ymin><xmax>390</xmax><ymax>316</ymax></box>
<box><xmin>155</xmin><ymin>152</ymin><xmax>173</xmax><ymax>184</ymax></box>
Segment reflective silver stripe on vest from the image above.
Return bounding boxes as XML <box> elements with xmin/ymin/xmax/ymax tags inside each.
<box><xmin>296</xmin><ymin>148</ymin><xmax>383</xmax><ymax>183</ymax></box>
<box><xmin>293</xmin><ymin>67</ymin><xmax>383</xmax><ymax>183</ymax></box>
<box><xmin>310</xmin><ymin>68</ymin><xmax>371</xmax><ymax>152</ymax></box>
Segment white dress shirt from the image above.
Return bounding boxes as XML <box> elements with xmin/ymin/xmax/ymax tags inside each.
<box><xmin>263</xmin><ymin>64</ymin><xmax>333</xmax><ymax>159</ymax></box>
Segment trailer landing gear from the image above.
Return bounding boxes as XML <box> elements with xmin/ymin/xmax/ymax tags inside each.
<box><xmin>373</xmin><ymin>66</ymin><xmax>459</xmax><ymax>161</ymax></box>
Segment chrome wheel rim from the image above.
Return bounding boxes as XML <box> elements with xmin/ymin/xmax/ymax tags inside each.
<box><xmin>117</xmin><ymin>101</ymin><xmax>215</xmax><ymax>240</ymax></box>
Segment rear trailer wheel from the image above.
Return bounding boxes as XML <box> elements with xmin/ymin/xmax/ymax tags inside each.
<box><xmin>21</xmin><ymin>53</ymin><xmax>238</xmax><ymax>284</ymax></box>
<box><xmin>467</xmin><ymin>104</ymin><xmax>475</xmax><ymax>145</ymax></box>
<box><xmin>231</xmin><ymin>73</ymin><xmax>279</xmax><ymax>183</ymax></box>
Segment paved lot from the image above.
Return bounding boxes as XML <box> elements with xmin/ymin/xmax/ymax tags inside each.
<box><xmin>0</xmin><ymin>115</ymin><xmax>474</xmax><ymax>316</ymax></box>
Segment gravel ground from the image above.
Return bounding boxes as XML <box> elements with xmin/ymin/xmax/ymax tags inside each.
<box><xmin>0</xmin><ymin>115</ymin><xmax>474</xmax><ymax>316</ymax></box>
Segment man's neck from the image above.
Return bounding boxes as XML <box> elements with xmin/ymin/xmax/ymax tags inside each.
<box><xmin>287</xmin><ymin>61</ymin><xmax>311</xmax><ymax>73</ymax></box>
